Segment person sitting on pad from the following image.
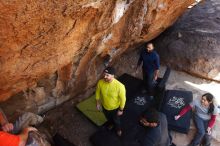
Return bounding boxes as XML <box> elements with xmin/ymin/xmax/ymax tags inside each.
<box><xmin>138</xmin><ymin>108</ymin><xmax>171</xmax><ymax>146</ymax></box>
<box><xmin>175</xmin><ymin>93</ymin><xmax>218</xmax><ymax>146</ymax></box>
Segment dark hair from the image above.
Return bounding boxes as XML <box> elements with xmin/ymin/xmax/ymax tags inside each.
<box><xmin>142</xmin><ymin>108</ymin><xmax>159</xmax><ymax>123</ymax></box>
<box><xmin>202</xmin><ymin>93</ymin><xmax>214</xmax><ymax>114</ymax></box>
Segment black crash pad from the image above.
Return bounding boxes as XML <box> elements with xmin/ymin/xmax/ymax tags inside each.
<box><xmin>90</xmin><ymin>90</ymin><xmax>154</xmax><ymax>146</ymax></box>
<box><xmin>161</xmin><ymin>90</ymin><xmax>193</xmax><ymax>134</ymax></box>
<box><xmin>90</xmin><ymin>128</ymin><xmax>141</xmax><ymax>146</ymax></box>
<box><xmin>77</xmin><ymin>69</ymin><xmax>170</xmax><ymax>127</ymax></box>
<box><xmin>53</xmin><ymin>133</ymin><xmax>76</xmax><ymax>146</ymax></box>
<box><xmin>90</xmin><ymin>70</ymin><xmax>194</xmax><ymax>146</ymax></box>
<box><xmin>90</xmin><ymin>112</ymin><xmax>170</xmax><ymax>146</ymax></box>
<box><xmin>155</xmin><ymin>67</ymin><xmax>171</xmax><ymax>109</ymax></box>
<box><xmin>90</xmin><ymin>96</ymin><xmax>151</xmax><ymax>146</ymax></box>
<box><xmin>117</xmin><ymin>73</ymin><xmax>142</xmax><ymax>101</ymax></box>
<box><xmin>76</xmin><ymin>74</ymin><xmax>143</xmax><ymax>126</ymax></box>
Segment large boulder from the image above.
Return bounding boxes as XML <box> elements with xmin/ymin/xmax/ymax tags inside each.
<box><xmin>0</xmin><ymin>0</ymin><xmax>194</xmax><ymax>102</ymax></box>
<box><xmin>154</xmin><ymin>0</ymin><xmax>220</xmax><ymax>81</ymax></box>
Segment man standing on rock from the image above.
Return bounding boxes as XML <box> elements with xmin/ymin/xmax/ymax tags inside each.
<box><xmin>95</xmin><ymin>67</ymin><xmax>126</xmax><ymax>136</ymax></box>
<box><xmin>136</xmin><ymin>42</ymin><xmax>160</xmax><ymax>98</ymax></box>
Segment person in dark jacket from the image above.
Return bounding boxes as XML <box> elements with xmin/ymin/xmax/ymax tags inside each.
<box><xmin>138</xmin><ymin>108</ymin><xmax>170</xmax><ymax>146</ymax></box>
<box><xmin>136</xmin><ymin>43</ymin><xmax>160</xmax><ymax>98</ymax></box>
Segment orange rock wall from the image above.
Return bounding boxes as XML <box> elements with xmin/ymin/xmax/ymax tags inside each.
<box><xmin>0</xmin><ymin>0</ymin><xmax>194</xmax><ymax>101</ymax></box>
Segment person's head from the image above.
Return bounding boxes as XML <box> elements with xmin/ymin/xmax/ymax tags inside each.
<box><xmin>201</xmin><ymin>93</ymin><xmax>215</xmax><ymax>114</ymax></box>
<box><xmin>140</xmin><ymin>108</ymin><xmax>159</xmax><ymax>128</ymax></box>
<box><xmin>103</xmin><ymin>67</ymin><xmax>115</xmax><ymax>82</ymax></box>
<box><xmin>146</xmin><ymin>43</ymin><xmax>154</xmax><ymax>52</ymax></box>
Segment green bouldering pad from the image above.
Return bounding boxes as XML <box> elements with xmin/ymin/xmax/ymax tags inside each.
<box><xmin>76</xmin><ymin>95</ymin><xmax>107</xmax><ymax>126</ymax></box>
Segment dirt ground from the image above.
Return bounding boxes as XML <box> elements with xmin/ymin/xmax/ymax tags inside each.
<box><xmin>39</xmin><ymin>67</ymin><xmax>220</xmax><ymax>146</ymax></box>
<box><xmin>39</xmin><ymin>99</ymin><xmax>97</xmax><ymax>146</ymax></box>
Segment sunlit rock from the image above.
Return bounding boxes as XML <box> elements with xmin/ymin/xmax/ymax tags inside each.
<box><xmin>0</xmin><ymin>0</ymin><xmax>194</xmax><ymax>101</ymax></box>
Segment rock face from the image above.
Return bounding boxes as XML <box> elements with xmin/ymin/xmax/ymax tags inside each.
<box><xmin>0</xmin><ymin>0</ymin><xmax>194</xmax><ymax>103</ymax></box>
<box><xmin>154</xmin><ymin>0</ymin><xmax>220</xmax><ymax>81</ymax></box>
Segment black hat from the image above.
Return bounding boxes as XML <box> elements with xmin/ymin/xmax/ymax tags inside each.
<box><xmin>104</xmin><ymin>67</ymin><xmax>115</xmax><ymax>75</ymax></box>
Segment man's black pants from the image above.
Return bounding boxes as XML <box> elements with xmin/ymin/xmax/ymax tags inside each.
<box><xmin>103</xmin><ymin>108</ymin><xmax>121</xmax><ymax>131</ymax></box>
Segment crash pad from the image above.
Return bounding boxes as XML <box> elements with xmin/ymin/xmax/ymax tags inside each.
<box><xmin>76</xmin><ymin>95</ymin><xmax>107</xmax><ymax>126</ymax></box>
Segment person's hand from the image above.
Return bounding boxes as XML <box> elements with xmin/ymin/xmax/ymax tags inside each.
<box><xmin>140</xmin><ymin>118</ymin><xmax>148</xmax><ymax>127</ymax></box>
<box><xmin>140</xmin><ymin>118</ymin><xmax>144</xmax><ymax>125</ymax></box>
<box><xmin>96</xmin><ymin>103</ymin><xmax>102</xmax><ymax>111</ymax></box>
<box><xmin>174</xmin><ymin>115</ymin><xmax>181</xmax><ymax>120</ymax></box>
<box><xmin>154</xmin><ymin>70</ymin><xmax>159</xmax><ymax>81</ymax></box>
<box><xmin>207</xmin><ymin>127</ymin><xmax>212</xmax><ymax>135</ymax></box>
<box><xmin>117</xmin><ymin>110</ymin><xmax>123</xmax><ymax>116</ymax></box>
<box><xmin>27</xmin><ymin>127</ymin><xmax>37</xmax><ymax>132</ymax></box>
<box><xmin>153</xmin><ymin>75</ymin><xmax>158</xmax><ymax>81</ymax></box>
<box><xmin>23</xmin><ymin>126</ymin><xmax>38</xmax><ymax>133</ymax></box>
<box><xmin>2</xmin><ymin>123</ymin><xmax>14</xmax><ymax>132</ymax></box>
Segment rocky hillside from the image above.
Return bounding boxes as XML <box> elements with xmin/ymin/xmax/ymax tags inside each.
<box><xmin>0</xmin><ymin>0</ymin><xmax>194</xmax><ymax>104</ymax></box>
<box><xmin>154</xmin><ymin>0</ymin><xmax>220</xmax><ymax>81</ymax></box>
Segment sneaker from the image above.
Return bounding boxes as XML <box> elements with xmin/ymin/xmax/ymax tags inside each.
<box><xmin>103</xmin><ymin>121</ymin><xmax>114</xmax><ymax>130</ymax></box>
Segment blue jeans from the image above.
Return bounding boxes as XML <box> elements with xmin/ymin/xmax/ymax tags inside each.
<box><xmin>191</xmin><ymin>114</ymin><xmax>211</xmax><ymax>146</ymax></box>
